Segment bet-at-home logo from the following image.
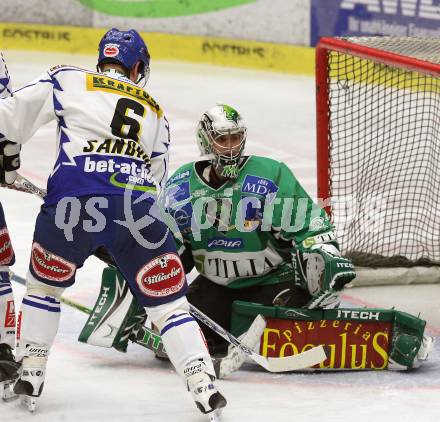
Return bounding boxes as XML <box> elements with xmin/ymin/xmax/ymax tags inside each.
<box><xmin>341</xmin><ymin>0</ymin><xmax>440</xmax><ymax>19</ymax></box>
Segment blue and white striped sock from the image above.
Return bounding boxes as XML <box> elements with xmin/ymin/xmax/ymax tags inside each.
<box><xmin>160</xmin><ymin>312</ymin><xmax>214</xmax><ymax>379</ymax></box>
<box><xmin>16</xmin><ymin>293</ymin><xmax>61</xmax><ymax>360</ymax></box>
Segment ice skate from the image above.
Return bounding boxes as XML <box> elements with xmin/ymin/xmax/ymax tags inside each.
<box><xmin>413</xmin><ymin>335</ymin><xmax>436</xmax><ymax>368</ymax></box>
<box><xmin>13</xmin><ymin>346</ymin><xmax>48</xmax><ymax>412</ymax></box>
<box><xmin>184</xmin><ymin>359</ymin><xmax>227</xmax><ymax>422</ymax></box>
<box><xmin>0</xmin><ymin>343</ymin><xmax>20</xmax><ymax>401</ymax></box>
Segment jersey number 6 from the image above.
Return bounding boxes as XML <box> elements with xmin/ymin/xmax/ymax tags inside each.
<box><xmin>110</xmin><ymin>98</ymin><xmax>145</xmax><ymax>143</ymax></box>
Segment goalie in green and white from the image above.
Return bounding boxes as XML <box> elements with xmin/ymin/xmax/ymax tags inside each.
<box><xmin>166</xmin><ymin>103</ymin><xmax>356</xmax><ymax>355</ymax></box>
<box><xmin>80</xmin><ymin>103</ymin><xmax>433</xmax><ymax>373</ymax></box>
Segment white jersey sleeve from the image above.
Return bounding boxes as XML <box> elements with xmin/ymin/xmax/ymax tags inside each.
<box><xmin>0</xmin><ymin>64</ymin><xmax>171</xmax><ymax>205</ymax></box>
<box><xmin>150</xmin><ymin>115</ymin><xmax>170</xmax><ymax>191</ymax></box>
<box><xmin>0</xmin><ymin>52</ymin><xmax>13</xmax><ymax>100</ymax></box>
<box><xmin>0</xmin><ymin>73</ymin><xmax>54</xmax><ymax>144</ymax></box>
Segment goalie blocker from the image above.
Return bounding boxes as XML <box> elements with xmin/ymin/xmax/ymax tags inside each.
<box><xmin>80</xmin><ymin>267</ymin><xmax>434</xmax><ymax>371</ymax></box>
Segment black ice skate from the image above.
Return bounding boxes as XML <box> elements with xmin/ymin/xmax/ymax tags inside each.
<box><xmin>185</xmin><ymin>359</ymin><xmax>227</xmax><ymax>422</ymax></box>
<box><xmin>13</xmin><ymin>345</ymin><xmax>48</xmax><ymax>412</ymax></box>
<box><xmin>0</xmin><ymin>343</ymin><xmax>20</xmax><ymax>401</ymax></box>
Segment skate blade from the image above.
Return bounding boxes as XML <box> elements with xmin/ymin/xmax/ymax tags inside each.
<box><xmin>0</xmin><ymin>381</ymin><xmax>18</xmax><ymax>401</ymax></box>
<box><xmin>20</xmin><ymin>395</ymin><xmax>37</xmax><ymax>412</ymax></box>
<box><xmin>208</xmin><ymin>408</ymin><xmax>223</xmax><ymax>422</ymax></box>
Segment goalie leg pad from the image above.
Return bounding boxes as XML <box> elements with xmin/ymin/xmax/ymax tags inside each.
<box><xmin>78</xmin><ymin>267</ymin><xmax>143</xmax><ymax>352</ymax></box>
<box><xmin>388</xmin><ymin>311</ymin><xmax>433</xmax><ymax>370</ymax></box>
<box><xmin>232</xmin><ymin>301</ymin><xmax>431</xmax><ymax>371</ymax></box>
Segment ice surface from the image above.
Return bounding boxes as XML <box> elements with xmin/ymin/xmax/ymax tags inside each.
<box><xmin>0</xmin><ymin>51</ymin><xmax>438</xmax><ymax>422</ymax></box>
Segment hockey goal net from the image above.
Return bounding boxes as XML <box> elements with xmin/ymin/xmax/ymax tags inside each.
<box><xmin>316</xmin><ymin>37</ymin><xmax>440</xmax><ymax>284</ymax></box>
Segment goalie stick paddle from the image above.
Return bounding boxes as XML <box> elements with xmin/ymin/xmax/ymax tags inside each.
<box><xmin>214</xmin><ymin>314</ymin><xmax>266</xmax><ymax>379</ymax></box>
<box><xmin>189</xmin><ymin>303</ymin><xmax>328</xmax><ymax>372</ymax></box>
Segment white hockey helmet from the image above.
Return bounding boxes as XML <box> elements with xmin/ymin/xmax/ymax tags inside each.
<box><xmin>196</xmin><ymin>103</ymin><xmax>247</xmax><ymax>179</ymax></box>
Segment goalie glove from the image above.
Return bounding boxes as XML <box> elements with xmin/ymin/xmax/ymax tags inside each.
<box><xmin>296</xmin><ymin>243</ymin><xmax>356</xmax><ymax>309</ymax></box>
<box><xmin>0</xmin><ymin>140</ymin><xmax>21</xmax><ymax>185</ymax></box>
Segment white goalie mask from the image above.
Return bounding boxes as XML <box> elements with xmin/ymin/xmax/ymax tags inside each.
<box><xmin>196</xmin><ymin>104</ymin><xmax>247</xmax><ymax>179</ymax></box>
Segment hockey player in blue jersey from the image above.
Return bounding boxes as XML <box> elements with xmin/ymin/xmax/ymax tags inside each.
<box><xmin>0</xmin><ymin>52</ymin><xmax>21</xmax><ymax>397</ymax></box>
<box><xmin>0</xmin><ymin>201</ymin><xmax>17</xmax><ymax>390</ymax></box>
<box><xmin>0</xmin><ymin>30</ymin><xmax>226</xmax><ymax>418</ymax></box>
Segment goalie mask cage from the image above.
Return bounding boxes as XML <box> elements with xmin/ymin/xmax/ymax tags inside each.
<box><xmin>316</xmin><ymin>36</ymin><xmax>440</xmax><ymax>272</ymax></box>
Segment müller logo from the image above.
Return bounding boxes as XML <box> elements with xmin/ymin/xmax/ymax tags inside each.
<box><xmin>340</xmin><ymin>0</ymin><xmax>440</xmax><ymax>19</ymax></box>
<box><xmin>0</xmin><ymin>227</ymin><xmax>13</xmax><ymax>265</ymax></box>
<box><xmin>136</xmin><ymin>253</ymin><xmax>185</xmax><ymax>297</ymax></box>
<box><xmin>31</xmin><ymin>242</ymin><xmax>75</xmax><ymax>282</ymax></box>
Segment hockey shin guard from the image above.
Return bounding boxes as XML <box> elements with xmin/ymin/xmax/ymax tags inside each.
<box><xmin>149</xmin><ymin>300</ymin><xmax>214</xmax><ymax>378</ymax></box>
<box><xmin>16</xmin><ymin>275</ymin><xmax>62</xmax><ymax>362</ymax></box>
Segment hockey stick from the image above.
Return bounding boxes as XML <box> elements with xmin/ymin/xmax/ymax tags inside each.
<box><xmin>213</xmin><ymin>314</ymin><xmax>266</xmax><ymax>379</ymax></box>
<box><xmin>11</xmin><ymin>273</ymin><xmax>91</xmax><ymax>314</ymax></box>
<box><xmin>189</xmin><ymin>303</ymin><xmax>327</xmax><ymax>372</ymax></box>
<box><xmin>10</xmin><ymin>273</ymin><xmax>165</xmax><ymax>354</ymax></box>
<box><xmin>0</xmin><ymin>174</ymin><xmax>47</xmax><ymax>198</ymax></box>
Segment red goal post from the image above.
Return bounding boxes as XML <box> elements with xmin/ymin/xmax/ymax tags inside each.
<box><xmin>316</xmin><ymin>36</ymin><xmax>440</xmax><ymax>284</ymax></box>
